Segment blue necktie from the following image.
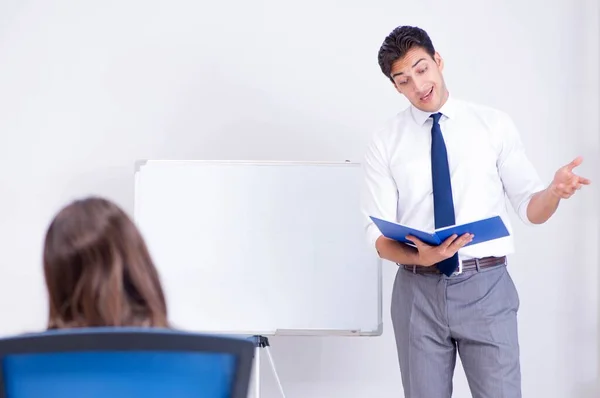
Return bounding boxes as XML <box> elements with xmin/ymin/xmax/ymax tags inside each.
<box><xmin>430</xmin><ymin>112</ymin><xmax>459</xmax><ymax>276</ymax></box>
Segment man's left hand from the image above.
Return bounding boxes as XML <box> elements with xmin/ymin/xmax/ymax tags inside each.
<box><xmin>550</xmin><ymin>156</ymin><xmax>591</xmax><ymax>199</ymax></box>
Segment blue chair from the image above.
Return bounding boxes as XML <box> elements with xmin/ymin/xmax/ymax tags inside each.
<box><xmin>0</xmin><ymin>327</ymin><xmax>254</xmax><ymax>398</ymax></box>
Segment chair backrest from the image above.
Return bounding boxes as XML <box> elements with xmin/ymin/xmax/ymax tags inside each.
<box><xmin>0</xmin><ymin>327</ymin><xmax>254</xmax><ymax>398</ymax></box>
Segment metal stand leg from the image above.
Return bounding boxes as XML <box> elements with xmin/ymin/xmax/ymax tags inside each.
<box><xmin>265</xmin><ymin>345</ymin><xmax>286</xmax><ymax>397</ymax></box>
<box><xmin>252</xmin><ymin>335</ymin><xmax>286</xmax><ymax>398</ymax></box>
<box><xmin>254</xmin><ymin>346</ymin><xmax>261</xmax><ymax>398</ymax></box>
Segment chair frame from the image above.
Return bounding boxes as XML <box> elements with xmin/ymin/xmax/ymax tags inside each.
<box><xmin>0</xmin><ymin>327</ymin><xmax>254</xmax><ymax>398</ymax></box>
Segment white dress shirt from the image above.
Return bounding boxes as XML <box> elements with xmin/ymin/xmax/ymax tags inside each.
<box><xmin>361</xmin><ymin>95</ymin><xmax>546</xmax><ymax>261</ymax></box>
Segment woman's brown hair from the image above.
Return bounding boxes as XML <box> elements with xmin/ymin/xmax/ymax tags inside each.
<box><xmin>43</xmin><ymin>196</ymin><xmax>168</xmax><ymax>329</ymax></box>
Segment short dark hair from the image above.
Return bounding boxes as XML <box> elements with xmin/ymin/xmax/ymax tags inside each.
<box><xmin>377</xmin><ymin>26</ymin><xmax>436</xmax><ymax>81</ymax></box>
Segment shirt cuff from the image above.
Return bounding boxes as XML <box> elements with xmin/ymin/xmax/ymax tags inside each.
<box><xmin>365</xmin><ymin>224</ymin><xmax>383</xmax><ymax>254</ymax></box>
<box><xmin>517</xmin><ymin>192</ymin><xmax>537</xmax><ymax>226</ymax></box>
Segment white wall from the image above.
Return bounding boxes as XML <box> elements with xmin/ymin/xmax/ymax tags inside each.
<box><xmin>0</xmin><ymin>0</ymin><xmax>597</xmax><ymax>397</ymax></box>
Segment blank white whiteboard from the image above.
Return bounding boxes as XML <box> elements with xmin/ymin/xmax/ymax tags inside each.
<box><xmin>134</xmin><ymin>160</ymin><xmax>382</xmax><ymax>336</ymax></box>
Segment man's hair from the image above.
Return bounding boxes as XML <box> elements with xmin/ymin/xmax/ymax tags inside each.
<box><xmin>377</xmin><ymin>26</ymin><xmax>436</xmax><ymax>81</ymax></box>
<box><xmin>43</xmin><ymin>196</ymin><xmax>169</xmax><ymax>329</ymax></box>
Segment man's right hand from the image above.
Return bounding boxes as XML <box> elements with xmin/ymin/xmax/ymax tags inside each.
<box><xmin>406</xmin><ymin>233</ymin><xmax>474</xmax><ymax>267</ymax></box>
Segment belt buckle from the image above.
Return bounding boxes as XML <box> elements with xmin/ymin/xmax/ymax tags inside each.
<box><xmin>452</xmin><ymin>258</ymin><xmax>463</xmax><ymax>276</ymax></box>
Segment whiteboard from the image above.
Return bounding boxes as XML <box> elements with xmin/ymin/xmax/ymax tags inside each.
<box><xmin>134</xmin><ymin>160</ymin><xmax>382</xmax><ymax>336</ymax></box>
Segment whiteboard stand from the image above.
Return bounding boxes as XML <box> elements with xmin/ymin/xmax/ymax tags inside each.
<box><xmin>253</xmin><ymin>335</ymin><xmax>286</xmax><ymax>398</ymax></box>
<box><xmin>133</xmin><ymin>160</ymin><xmax>383</xmax><ymax>396</ymax></box>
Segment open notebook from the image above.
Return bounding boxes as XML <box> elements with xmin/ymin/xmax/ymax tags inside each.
<box><xmin>369</xmin><ymin>215</ymin><xmax>510</xmax><ymax>247</ymax></box>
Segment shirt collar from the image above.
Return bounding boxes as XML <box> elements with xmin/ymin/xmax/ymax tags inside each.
<box><xmin>410</xmin><ymin>93</ymin><xmax>457</xmax><ymax>126</ymax></box>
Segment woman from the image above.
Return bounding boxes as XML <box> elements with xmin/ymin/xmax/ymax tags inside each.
<box><xmin>42</xmin><ymin>196</ymin><xmax>168</xmax><ymax>329</ymax></box>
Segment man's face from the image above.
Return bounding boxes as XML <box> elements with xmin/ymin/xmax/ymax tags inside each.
<box><xmin>389</xmin><ymin>47</ymin><xmax>448</xmax><ymax>113</ymax></box>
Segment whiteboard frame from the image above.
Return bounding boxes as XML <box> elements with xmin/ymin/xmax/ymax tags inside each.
<box><xmin>133</xmin><ymin>159</ymin><xmax>383</xmax><ymax>337</ymax></box>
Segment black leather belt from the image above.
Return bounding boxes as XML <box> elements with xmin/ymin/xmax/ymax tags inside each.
<box><xmin>402</xmin><ymin>256</ymin><xmax>507</xmax><ymax>274</ymax></box>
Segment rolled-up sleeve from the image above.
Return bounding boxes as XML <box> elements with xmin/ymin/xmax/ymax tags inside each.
<box><xmin>361</xmin><ymin>133</ymin><xmax>399</xmax><ymax>250</ymax></box>
<box><xmin>496</xmin><ymin>113</ymin><xmax>546</xmax><ymax>225</ymax></box>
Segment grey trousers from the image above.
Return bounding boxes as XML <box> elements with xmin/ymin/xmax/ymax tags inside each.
<box><xmin>391</xmin><ymin>262</ymin><xmax>521</xmax><ymax>398</ymax></box>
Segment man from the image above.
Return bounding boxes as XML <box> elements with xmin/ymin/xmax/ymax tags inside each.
<box><xmin>361</xmin><ymin>26</ymin><xmax>590</xmax><ymax>398</ymax></box>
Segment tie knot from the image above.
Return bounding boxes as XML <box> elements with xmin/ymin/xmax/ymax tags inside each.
<box><xmin>430</xmin><ymin>112</ymin><xmax>443</xmax><ymax>124</ymax></box>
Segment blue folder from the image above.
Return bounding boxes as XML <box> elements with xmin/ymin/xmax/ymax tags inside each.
<box><xmin>369</xmin><ymin>215</ymin><xmax>510</xmax><ymax>247</ymax></box>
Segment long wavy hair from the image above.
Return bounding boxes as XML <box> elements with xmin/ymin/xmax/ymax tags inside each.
<box><xmin>43</xmin><ymin>196</ymin><xmax>168</xmax><ymax>329</ymax></box>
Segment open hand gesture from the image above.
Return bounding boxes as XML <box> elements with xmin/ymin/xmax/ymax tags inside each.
<box><xmin>550</xmin><ymin>156</ymin><xmax>591</xmax><ymax>199</ymax></box>
<box><xmin>406</xmin><ymin>233</ymin><xmax>473</xmax><ymax>267</ymax></box>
